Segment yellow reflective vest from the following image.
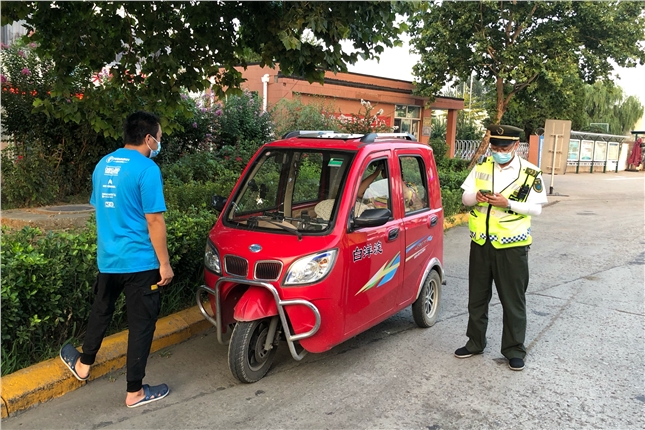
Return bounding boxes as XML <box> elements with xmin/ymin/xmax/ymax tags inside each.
<box><xmin>468</xmin><ymin>157</ymin><xmax>541</xmax><ymax>249</ymax></box>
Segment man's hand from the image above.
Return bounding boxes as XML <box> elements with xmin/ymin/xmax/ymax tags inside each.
<box><xmin>158</xmin><ymin>262</ymin><xmax>174</xmax><ymax>286</ymax></box>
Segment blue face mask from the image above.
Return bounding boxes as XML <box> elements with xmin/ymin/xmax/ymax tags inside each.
<box><xmin>147</xmin><ymin>136</ymin><xmax>162</xmax><ymax>158</ymax></box>
<box><xmin>492</xmin><ymin>149</ymin><xmax>513</xmax><ymax>164</ymax></box>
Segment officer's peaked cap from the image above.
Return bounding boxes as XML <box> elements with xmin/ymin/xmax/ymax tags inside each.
<box><xmin>487</xmin><ymin>124</ymin><xmax>522</xmax><ymax>147</ymax></box>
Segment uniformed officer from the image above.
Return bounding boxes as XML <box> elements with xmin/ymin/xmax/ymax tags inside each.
<box><xmin>455</xmin><ymin>124</ymin><xmax>548</xmax><ymax>371</ymax></box>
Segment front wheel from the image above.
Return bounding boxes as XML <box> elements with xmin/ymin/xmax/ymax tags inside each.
<box><xmin>228</xmin><ymin>317</ymin><xmax>278</xmax><ymax>383</ymax></box>
<box><xmin>412</xmin><ymin>270</ymin><xmax>441</xmax><ymax>328</ymax></box>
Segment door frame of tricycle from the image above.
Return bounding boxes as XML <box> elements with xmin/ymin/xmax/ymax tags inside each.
<box><xmin>196</xmin><ymin>277</ymin><xmax>322</xmax><ymax>361</ymax></box>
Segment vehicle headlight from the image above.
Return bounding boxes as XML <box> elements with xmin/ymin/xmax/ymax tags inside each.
<box><xmin>204</xmin><ymin>240</ymin><xmax>221</xmax><ymax>274</ymax></box>
<box><xmin>284</xmin><ymin>249</ymin><xmax>337</xmax><ymax>285</ymax></box>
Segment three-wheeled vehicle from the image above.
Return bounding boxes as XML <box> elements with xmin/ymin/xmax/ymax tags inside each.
<box><xmin>197</xmin><ymin>131</ymin><xmax>444</xmax><ymax>382</ymax></box>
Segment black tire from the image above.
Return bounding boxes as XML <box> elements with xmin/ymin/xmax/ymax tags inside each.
<box><xmin>412</xmin><ymin>270</ymin><xmax>441</xmax><ymax>328</ymax></box>
<box><xmin>228</xmin><ymin>318</ymin><xmax>278</xmax><ymax>383</ymax></box>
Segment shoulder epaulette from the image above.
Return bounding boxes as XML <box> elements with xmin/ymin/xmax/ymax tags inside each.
<box><xmin>524</xmin><ymin>167</ymin><xmax>539</xmax><ymax>177</ymax></box>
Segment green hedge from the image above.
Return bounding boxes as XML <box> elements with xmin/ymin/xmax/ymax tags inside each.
<box><xmin>1</xmin><ymin>153</ymin><xmax>468</xmax><ymax>375</ymax></box>
<box><xmin>438</xmin><ymin>165</ymin><xmax>469</xmax><ymax>218</ymax></box>
<box><xmin>1</xmin><ymin>207</ymin><xmax>217</xmax><ymax>375</ymax></box>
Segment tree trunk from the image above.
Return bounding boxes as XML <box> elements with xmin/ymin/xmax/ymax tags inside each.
<box><xmin>467</xmin><ymin>77</ymin><xmax>505</xmax><ymax>170</ymax></box>
<box><xmin>467</xmin><ymin>130</ymin><xmax>491</xmax><ymax>170</ymax></box>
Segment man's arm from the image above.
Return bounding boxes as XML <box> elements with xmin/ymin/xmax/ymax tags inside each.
<box><xmin>357</xmin><ymin>165</ymin><xmax>383</xmax><ymax>199</ymax></box>
<box><xmin>146</xmin><ymin>212</ymin><xmax>174</xmax><ymax>286</ymax></box>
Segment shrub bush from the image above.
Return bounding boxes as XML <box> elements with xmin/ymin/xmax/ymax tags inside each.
<box><xmin>0</xmin><ymin>206</ymin><xmax>218</xmax><ymax>375</ymax></box>
<box><xmin>1</xmin><ymin>42</ymin><xmax>120</xmax><ymax>208</ymax></box>
<box><xmin>1</xmin><ymin>226</ymin><xmax>98</xmax><ymax>374</ymax></box>
<box><xmin>155</xmin><ymin>95</ymin><xmax>218</xmax><ymax>166</ymax></box>
<box><xmin>271</xmin><ymin>95</ymin><xmax>340</xmax><ymax>138</ymax></box>
<box><xmin>438</xmin><ymin>168</ymin><xmax>470</xmax><ymax>192</ymax></box>
<box><xmin>440</xmin><ymin>187</ymin><xmax>465</xmax><ymax>218</ymax></box>
<box><xmin>213</xmin><ymin>90</ymin><xmax>273</xmax><ymax>169</ymax></box>
<box><xmin>337</xmin><ymin>100</ymin><xmax>392</xmax><ymax>134</ymax></box>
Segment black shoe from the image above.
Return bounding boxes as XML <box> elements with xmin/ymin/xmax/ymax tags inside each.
<box><xmin>454</xmin><ymin>346</ymin><xmax>481</xmax><ymax>359</ymax></box>
<box><xmin>508</xmin><ymin>357</ymin><xmax>525</xmax><ymax>371</ymax></box>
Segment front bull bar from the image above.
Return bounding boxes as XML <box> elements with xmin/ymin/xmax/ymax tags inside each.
<box><xmin>196</xmin><ymin>278</ymin><xmax>321</xmax><ymax>361</ymax></box>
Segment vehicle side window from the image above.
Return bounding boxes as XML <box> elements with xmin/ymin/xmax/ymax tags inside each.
<box><xmin>399</xmin><ymin>156</ymin><xmax>429</xmax><ymax>214</ymax></box>
<box><xmin>354</xmin><ymin>159</ymin><xmax>391</xmax><ymax>217</ymax></box>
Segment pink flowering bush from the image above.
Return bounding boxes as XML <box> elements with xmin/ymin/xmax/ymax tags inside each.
<box><xmin>1</xmin><ymin>42</ymin><xmax>120</xmax><ymax>208</ymax></box>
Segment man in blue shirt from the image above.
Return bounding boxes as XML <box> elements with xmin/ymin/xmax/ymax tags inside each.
<box><xmin>60</xmin><ymin>111</ymin><xmax>174</xmax><ymax>408</ymax></box>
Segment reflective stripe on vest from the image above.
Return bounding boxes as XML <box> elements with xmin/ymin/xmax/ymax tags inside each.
<box><xmin>469</xmin><ymin>157</ymin><xmax>539</xmax><ymax>249</ymax></box>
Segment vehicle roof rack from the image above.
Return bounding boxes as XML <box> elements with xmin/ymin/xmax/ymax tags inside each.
<box><xmin>282</xmin><ymin>130</ymin><xmax>336</xmax><ymax>139</ymax></box>
<box><xmin>360</xmin><ymin>133</ymin><xmax>417</xmax><ymax>143</ymax></box>
<box><xmin>283</xmin><ymin>130</ymin><xmax>418</xmax><ymax>142</ymax></box>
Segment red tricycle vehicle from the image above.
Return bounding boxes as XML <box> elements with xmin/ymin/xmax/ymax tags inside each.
<box><xmin>197</xmin><ymin>131</ymin><xmax>444</xmax><ymax>383</ymax></box>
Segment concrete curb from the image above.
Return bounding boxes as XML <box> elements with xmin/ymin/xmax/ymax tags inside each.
<box><xmin>1</xmin><ymin>306</ymin><xmax>211</xmax><ymax>418</ymax></box>
<box><xmin>443</xmin><ymin>213</ymin><xmax>468</xmax><ymax>230</ymax></box>
<box><xmin>0</xmin><ymin>214</ymin><xmax>469</xmax><ymax>419</ymax></box>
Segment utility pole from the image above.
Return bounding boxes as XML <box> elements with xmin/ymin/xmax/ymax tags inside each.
<box><xmin>469</xmin><ymin>71</ymin><xmax>474</xmax><ymax>119</ymax></box>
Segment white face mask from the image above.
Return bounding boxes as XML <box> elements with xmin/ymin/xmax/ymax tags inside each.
<box><xmin>147</xmin><ymin>136</ymin><xmax>162</xmax><ymax>158</ymax></box>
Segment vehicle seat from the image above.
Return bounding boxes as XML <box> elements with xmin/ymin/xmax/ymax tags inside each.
<box><xmin>314</xmin><ymin>199</ymin><xmax>335</xmax><ymax>220</ymax></box>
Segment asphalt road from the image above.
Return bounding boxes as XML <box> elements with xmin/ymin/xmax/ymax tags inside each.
<box><xmin>4</xmin><ymin>171</ymin><xmax>644</xmax><ymax>430</ymax></box>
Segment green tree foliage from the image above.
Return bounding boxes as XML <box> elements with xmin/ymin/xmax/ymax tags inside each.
<box><xmin>0</xmin><ymin>42</ymin><xmax>121</xmax><ymax>206</ymax></box>
<box><xmin>271</xmin><ymin>95</ymin><xmax>340</xmax><ymax>139</ymax></box>
<box><xmin>2</xmin><ymin>1</ymin><xmax>405</xmax><ymax>137</ymax></box>
<box><xmin>580</xmin><ymin>81</ymin><xmax>644</xmax><ymax>135</ymax></box>
<box><xmin>408</xmin><ymin>0</ymin><xmax>645</xmax><ymax>165</ymax></box>
<box><xmin>502</xmin><ymin>79</ymin><xmax>644</xmax><ymax>137</ymax></box>
<box><xmin>500</xmin><ymin>73</ymin><xmax>588</xmax><ymax>138</ymax></box>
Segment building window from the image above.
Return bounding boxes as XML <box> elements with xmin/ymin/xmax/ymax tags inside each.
<box><xmin>394</xmin><ymin>105</ymin><xmax>421</xmax><ymax>140</ymax></box>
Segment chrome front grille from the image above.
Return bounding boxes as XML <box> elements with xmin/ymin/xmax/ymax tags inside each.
<box><xmin>224</xmin><ymin>255</ymin><xmax>248</xmax><ymax>277</ymax></box>
<box><xmin>254</xmin><ymin>261</ymin><xmax>283</xmax><ymax>281</ymax></box>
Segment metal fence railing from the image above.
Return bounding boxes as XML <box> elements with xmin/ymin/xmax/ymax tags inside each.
<box><xmin>453</xmin><ymin>140</ymin><xmax>529</xmax><ymax>160</ymax></box>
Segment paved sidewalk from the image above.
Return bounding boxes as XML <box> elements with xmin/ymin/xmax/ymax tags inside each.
<box><xmin>2</xmin><ymin>171</ymin><xmax>643</xmax><ymax>429</ymax></box>
<box><xmin>0</xmin><ymin>212</ymin><xmax>469</xmax><ymax>418</ymax></box>
<box><xmin>1</xmin><ymin>306</ymin><xmax>212</xmax><ymax>418</ymax></box>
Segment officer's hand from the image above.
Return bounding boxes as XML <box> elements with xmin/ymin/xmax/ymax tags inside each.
<box><xmin>158</xmin><ymin>263</ymin><xmax>174</xmax><ymax>286</ymax></box>
<box><xmin>486</xmin><ymin>193</ymin><xmax>509</xmax><ymax>208</ymax></box>
<box><xmin>476</xmin><ymin>190</ymin><xmax>489</xmax><ymax>203</ymax></box>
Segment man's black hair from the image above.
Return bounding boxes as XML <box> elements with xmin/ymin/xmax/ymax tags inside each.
<box><xmin>123</xmin><ymin>111</ymin><xmax>161</xmax><ymax>145</ymax></box>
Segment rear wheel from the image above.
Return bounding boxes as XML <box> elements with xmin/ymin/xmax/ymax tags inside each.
<box><xmin>412</xmin><ymin>270</ymin><xmax>441</xmax><ymax>328</ymax></box>
<box><xmin>228</xmin><ymin>317</ymin><xmax>278</xmax><ymax>383</ymax></box>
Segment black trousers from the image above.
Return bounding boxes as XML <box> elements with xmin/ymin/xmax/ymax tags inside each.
<box><xmin>465</xmin><ymin>240</ymin><xmax>529</xmax><ymax>360</ymax></box>
<box><xmin>80</xmin><ymin>269</ymin><xmax>161</xmax><ymax>392</ymax></box>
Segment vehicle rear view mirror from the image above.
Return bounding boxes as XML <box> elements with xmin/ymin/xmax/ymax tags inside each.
<box><xmin>353</xmin><ymin>208</ymin><xmax>391</xmax><ymax>228</ymax></box>
<box><xmin>212</xmin><ymin>195</ymin><xmax>227</xmax><ymax>212</ymax></box>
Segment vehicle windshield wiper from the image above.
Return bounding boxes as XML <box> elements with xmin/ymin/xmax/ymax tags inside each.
<box><xmin>246</xmin><ymin>215</ymin><xmax>303</xmax><ymax>241</ymax></box>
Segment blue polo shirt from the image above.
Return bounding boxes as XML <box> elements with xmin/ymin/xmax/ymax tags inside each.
<box><xmin>90</xmin><ymin>148</ymin><xmax>166</xmax><ymax>273</ymax></box>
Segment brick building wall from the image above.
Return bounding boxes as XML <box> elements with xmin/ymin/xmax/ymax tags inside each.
<box><xmin>227</xmin><ymin>65</ymin><xmax>464</xmax><ymax>153</ymax></box>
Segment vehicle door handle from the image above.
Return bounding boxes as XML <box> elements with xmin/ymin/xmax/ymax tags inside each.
<box><xmin>388</xmin><ymin>228</ymin><xmax>399</xmax><ymax>242</ymax></box>
<box><xmin>429</xmin><ymin>215</ymin><xmax>438</xmax><ymax>227</ymax></box>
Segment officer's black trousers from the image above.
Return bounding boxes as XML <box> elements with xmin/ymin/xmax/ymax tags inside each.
<box><xmin>80</xmin><ymin>269</ymin><xmax>161</xmax><ymax>393</ymax></box>
<box><xmin>465</xmin><ymin>240</ymin><xmax>529</xmax><ymax>359</ymax></box>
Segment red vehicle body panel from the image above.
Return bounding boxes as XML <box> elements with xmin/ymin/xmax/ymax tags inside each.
<box><xmin>233</xmin><ymin>286</ymin><xmax>278</xmax><ymax>321</ymax></box>
<box><xmin>203</xmin><ymin>134</ymin><xmax>444</xmax><ymax>353</ymax></box>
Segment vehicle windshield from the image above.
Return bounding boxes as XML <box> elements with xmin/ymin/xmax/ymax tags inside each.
<box><xmin>224</xmin><ymin>149</ymin><xmax>355</xmax><ymax>235</ymax></box>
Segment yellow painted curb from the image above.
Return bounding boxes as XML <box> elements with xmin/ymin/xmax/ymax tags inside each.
<box><xmin>1</xmin><ymin>218</ymin><xmax>468</xmax><ymax>419</ymax></box>
<box><xmin>443</xmin><ymin>213</ymin><xmax>468</xmax><ymax>230</ymax></box>
<box><xmin>1</xmin><ymin>305</ymin><xmax>211</xmax><ymax>419</ymax></box>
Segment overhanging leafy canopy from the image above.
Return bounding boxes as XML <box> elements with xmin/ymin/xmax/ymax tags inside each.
<box><xmin>1</xmin><ymin>1</ymin><xmax>404</xmax><ymax>136</ymax></box>
<box><xmin>408</xmin><ymin>1</ymin><xmax>645</xmax><ymax>123</ymax></box>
